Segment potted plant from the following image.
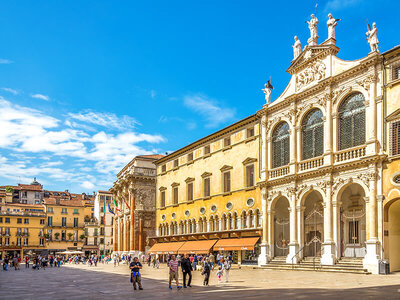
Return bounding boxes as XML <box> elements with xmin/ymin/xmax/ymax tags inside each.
<box><xmin>67</xmin><ymin>232</ymin><xmax>73</xmax><ymax>241</ymax></box>
<box><xmin>79</xmin><ymin>234</ymin><xmax>85</xmax><ymax>241</ymax></box>
<box><xmin>44</xmin><ymin>233</ymin><xmax>51</xmax><ymax>241</ymax></box>
<box><xmin>54</xmin><ymin>232</ymin><xmax>60</xmax><ymax>240</ymax></box>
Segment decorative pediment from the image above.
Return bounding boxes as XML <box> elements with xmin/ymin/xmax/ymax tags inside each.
<box><xmin>242</xmin><ymin>157</ymin><xmax>257</xmax><ymax>165</ymax></box>
<box><xmin>220</xmin><ymin>165</ymin><xmax>233</xmax><ymax>172</ymax></box>
<box><xmin>386</xmin><ymin>108</ymin><xmax>400</xmax><ymax>122</ymax></box>
<box><xmin>185</xmin><ymin>177</ymin><xmax>195</xmax><ymax>183</ymax></box>
<box><xmin>159</xmin><ymin>186</ymin><xmax>167</xmax><ymax>191</ymax></box>
<box><xmin>171</xmin><ymin>182</ymin><xmax>180</xmax><ymax>187</ymax></box>
<box><xmin>201</xmin><ymin>172</ymin><xmax>212</xmax><ymax>178</ymax></box>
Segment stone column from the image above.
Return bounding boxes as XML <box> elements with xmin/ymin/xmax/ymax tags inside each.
<box><xmin>296</xmin><ymin>126</ymin><xmax>301</xmax><ymax>162</ymax></box>
<box><xmin>324</xmin><ymin>94</ymin><xmax>333</xmax><ymax>164</ymax></box>
<box><xmin>261</xmin><ymin>115</ymin><xmax>267</xmax><ymax>181</ymax></box>
<box><xmin>321</xmin><ymin>181</ymin><xmax>336</xmax><ymax>265</ymax></box>
<box><xmin>289</xmin><ymin>127</ymin><xmax>296</xmax><ymax>174</ymax></box>
<box><xmin>139</xmin><ymin>218</ymin><xmax>143</xmax><ymax>252</ymax></box>
<box><xmin>363</xmin><ymin>172</ymin><xmax>380</xmax><ymax>274</ymax></box>
<box><xmin>268</xmin><ymin>209</ymin><xmax>275</xmax><ymax>258</ymax></box>
<box><xmin>118</xmin><ymin>217</ymin><xmax>122</xmax><ymax>252</ymax></box>
<box><xmin>258</xmin><ymin>188</ymin><xmax>269</xmax><ymax>266</ymax></box>
<box><xmin>113</xmin><ymin>216</ymin><xmax>117</xmax><ymax>252</ymax></box>
<box><xmin>332</xmin><ymin>200</ymin><xmax>341</xmax><ymax>259</ymax></box>
<box><xmin>296</xmin><ymin>205</ymin><xmax>305</xmax><ymax>260</ymax></box>
<box><xmin>129</xmin><ymin>189</ymin><xmax>135</xmax><ymax>252</ymax></box>
<box><xmin>286</xmin><ymin>192</ymin><xmax>299</xmax><ymax>264</ymax></box>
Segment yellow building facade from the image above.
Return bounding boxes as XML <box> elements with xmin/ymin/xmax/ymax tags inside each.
<box><xmin>44</xmin><ymin>197</ymin><xmax>86</xmax><ymax>254</ymax></box>
<box><xmin>152</xmin><ymin>115</ymin><xmax>262</xmax><ymax>264</ymax></box>
<box><xmin>0</xmin><ymin>203</ymin><xmax>46</xmax><ymax>258</ymax></box>
<box><xmin>382</xmin><ymin>45</ymin><xmax>400</xmax><ymax>272</ymax></box>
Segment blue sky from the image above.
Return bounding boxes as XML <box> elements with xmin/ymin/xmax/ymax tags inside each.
<box><xmin>0</xmin><ymin>0</ymin><xmax>398</xmax><ymax>192</ymax></box>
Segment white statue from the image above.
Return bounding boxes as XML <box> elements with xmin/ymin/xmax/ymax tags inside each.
<box><xmin>327</xmin><ymin>13</ymin><xmax>340</xmax><ymax>40</ymax></box>
<box><xmin>306</xmin><ymin>14</ymin><xmax>319</xmax><ymax>45</ymax></box>
<box><xmin>366</xmin><ymin>22</ymin><xmax>379</xmax><ymax>52</ymax></box>
<box><xmin>261</xmin><ymin>79</ymin><xmax>274</xmax><ymax>104</ymax></box>
<box><xmin>292</xmin><ymin>36</ymin><xmax>302</xmax><ymax>60</ymax></box>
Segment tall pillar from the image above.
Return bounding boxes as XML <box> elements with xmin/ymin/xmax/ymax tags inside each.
<box><xmin>129</xmin><ymin>190</ymin><xmax>135</xmax><ymax>252</ymax></box>
<box><xmin>260</xmin><ymin>115</ymin><xmax>267</xmax><ymax>181</ymax></box>
<box><xmin>296</xmin><ymin>205</ymin><xmax>305</xmax><ymax>260</ymax></box>
<box><xmin>286</xmin><ymin>192</ymin><xmax>299</xmax><ymax>264</ymax></box>
<box><xmin>118</xmin><ymin>217</ymin><xmax>122</xmax><ymax>252</ymax></box>
<box><xmin>363</xmin><ymin>171</ymin><xmax>380</xmax><ymax>274</ymax></box>
<box><xmin>332</xmin><ymin>200</ymin><xmax>341</xmax><ymax>259</ymax></box>
<box><xmin>289</xmin><ymin>125</ymin><xmax>297</xmax><ymax>174</ymax></box>
<box><xmin>366</xmin><ymin>74</ymin><xmax>378</xmax><ymax>155</ymax></box>
<box><xmin>139</xmin><ymin>218</ymin><xmax>143</xmax><ymax>252</ymax></box>
<box><xmin>321</xmin><ymin>181</ymin><xmax>336</xmax><ymax>265</ymax></box>
<box><xmin>324</xmin><ymin>94</ymin><xmax>333</xmax><ymax>164</ymax></box>
<box><xmin>268</xmin><ymin>209</ymin><xmax>275</xmax><ymax>258</ymax></box>
<box><xmin>258</xmin><ymin>188</ymin><xmax>269</xmax><ymax>266</ymax></box>
<box><xmin>113</xmin><ymin>216</ymin><xmax>117</xmax><ymax>252</ymax></box>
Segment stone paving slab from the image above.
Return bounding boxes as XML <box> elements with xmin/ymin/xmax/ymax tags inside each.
<box><xmin>1</xmin><ymin>263</ymin><xmax>400</xmax><ymax>299</ymax></box>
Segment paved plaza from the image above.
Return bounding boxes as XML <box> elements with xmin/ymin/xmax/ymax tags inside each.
<box><xmin>1</xmin><ymin>263</ymin><xmax>400</xmax><ymax>299</ymax></box>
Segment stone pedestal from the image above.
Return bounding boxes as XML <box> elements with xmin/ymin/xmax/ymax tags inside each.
<box><xmin>258</xmin><ymin>243</ymin><xmax>270</xmax><ymax>266</ymax></box>
<box><xmin>286</xmin><ymin>243</ymin><xmax>299</xmax><ymax>264</ymax></box>
<box><xmin>363</xmin><ymin>240</ymin><xmax>380</xmax><ymax>274</ymax></box>
<box><xmin>321</xmin><ymin>242</ymin><xmax>336</xmax><ymax>265</ymax></box>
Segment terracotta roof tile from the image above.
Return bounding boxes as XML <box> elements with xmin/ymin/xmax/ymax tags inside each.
<box><xmin>136</xmin><ymin>154</ymin><xmax>165</xmax><ymax>160</ymax></box>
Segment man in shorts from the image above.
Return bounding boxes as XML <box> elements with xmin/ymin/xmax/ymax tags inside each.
<box><xmin>168</xmin><ymin>255</ymin><xmax>182</xmax><ymax>290</ymax></box>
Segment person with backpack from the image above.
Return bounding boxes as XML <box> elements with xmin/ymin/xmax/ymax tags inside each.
<box><xmin>129</xmin><ymin>257</ymin><xmax>143</xmax><ymax>290</ymax></box>
<box><xmin>222</xmin><ymin>258</ymin><xmax>231</xmax><ymax>282</ymax></box>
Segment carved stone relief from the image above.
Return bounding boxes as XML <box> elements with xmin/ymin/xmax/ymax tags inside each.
<box><xmin>296</xmin><ymin>59</ymin><xmax>326</xmax><ymax>91</ymax></box>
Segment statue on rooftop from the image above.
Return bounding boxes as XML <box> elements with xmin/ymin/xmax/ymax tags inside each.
<box><xmin>306</xmin><ymin>14</ymin><xmax>319</xmax><ymax>45</ymax></box>
<box><xmin>292</xmin><ymin>36</ymin><xmax>302</xmax><ymax>60</ymax></box>
<box><xmin>262</xmin><ymin>79</ymin><xmax>274</xmax><ymax>104</ymax></box>
<box><xmin>327</xmin><ymin>13</ymin><xmax>340</xmax><ymax>40</ymax></box>
<box><xmin>366</xmin><ymin>22</ymin><xmax>379</xmax><ymax>52</ymax></box>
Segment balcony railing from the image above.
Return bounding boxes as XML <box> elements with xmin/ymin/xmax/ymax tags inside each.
<box><xmin>131</xmin><ymin>167</ymin><xmax>156</xmax><ymax>177</ymax></box>
<box><xmin>335</xmin><ymin>145</ymin><xmax>366</xmax><ymax>163</ymax></box>
<box><xmin>269</xmin><ymin>165</ymin><xmax>290</xmax><ymax>179</ymax></box>
<box><xmin>299</xmin><ymin>156</ymin><xmax>324</xmax><ymax>172</ymax></box>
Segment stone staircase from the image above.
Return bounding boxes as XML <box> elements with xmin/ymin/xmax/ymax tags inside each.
<box><xmin>260</xmin><ymin>256</ymin><xmax>370</xmax><ymax>274</ymax></box>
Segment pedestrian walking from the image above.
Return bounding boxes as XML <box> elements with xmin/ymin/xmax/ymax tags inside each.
<box><xmin>129</xmin><ymin>257</ymin><xmax>143</xmax><ymax>290</ymax></box>
<box><xmin>25</xmin><ymin>256</ymin><xmax>29</xmax><ymax>268</ymax></box>
<box><xmin>202</xmin><ymin>258</ymin><xmax>211</xmax><ymax>286</ymax></box>
<box><xmin>209</xmin><ymin>253</ymin><xmax>215</xmax><ymax>270</ymax></box>
<box><xmin>168</xmin><ymin>255</ymin><xmax>182</xmax><ymax>290</ymax></box>
<box><xmin>3</xmin><ymin>256</ymin><xmax>9</xmax><ymax>271</ymax></box>
<box><xmin>216</xmin><ymin>267</ymin><xmax>223</xmax><ymax>283</ymax></box>
<box><xmin>222</xmin><ymin>258</ymin><xmax>231</xmax><ymax>282</ymax></box>
<box><xmin>181</xmin><ymin>253</ymin><xmax>193</xmax><ymax>288</ymax></box>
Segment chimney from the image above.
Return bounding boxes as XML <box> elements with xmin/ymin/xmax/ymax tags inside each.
<box><xmin>65</xmin><ymin>189</ymin><xmax>69</xmax><ymax>193</ymax></box>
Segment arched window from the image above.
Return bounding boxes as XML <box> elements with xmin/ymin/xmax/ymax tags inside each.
<box><xmin>242</xmin><ymin>211</ymin><xmax>247</xmax><ymax>229</ymax></box>
<box><xmin>192</xmin><ymin>219</ymin><xmax>196</xmax><ymax>233</ymax></box>
<box><xmin>272</xmin><ymin>122</ymin><xmax>290</xmax><ymax>168</ymax></box>
<box><xmin>209</xmin><ymin>216</ymin><xmax>214</xmax><ymax>232</ymax></box>
<box><xmin>302</xmin><ymin>109</ymin><xmax>324</xmax><ymax>159</ymax></box>
<box><xmin>233</xmin><ymin>212</ymin><xmax>238</xmax><ymax>229</ymax></box>
<box><xmin>339</xmin><ymin>93</ymin><xmax>366</xmax><ymax>150</ymax></box>
<box><xmin>222</xmin><ymin>214</ymin><xmax>227</xmax><ymax>230</ymax></box>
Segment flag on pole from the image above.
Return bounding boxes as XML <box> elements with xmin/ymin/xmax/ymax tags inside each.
<box><xmin>108</xmin><ymin>203</ymin><xmax>115</xmax><ymax>215</ymax></box>
<box><xmin>123</xmin><ymin>197</ymin><xmax>130</xmax><ymax>210</ymax></box>
<box><xmin>112</xmin><ymin>197</ymin><xmax>121</xmax><ymax>211</ymax></box>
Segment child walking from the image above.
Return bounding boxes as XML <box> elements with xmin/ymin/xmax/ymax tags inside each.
<box><xmin>216</xmin><ymin>267</ymin><xmax>223</xmax><ymax>283</ymax></box>
<box><xmin>202</xmin><ymin>259</ymin><xmax>211</xmax><ymax>286</ymax></box>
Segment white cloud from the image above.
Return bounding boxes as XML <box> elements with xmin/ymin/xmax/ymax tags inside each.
<box><xmin>31</xmin><ymin>94</ymin><xmax>50</xmax><ymax>101</ymax></box>
<box><xmin>81</xmin><ymin>181</ymin><xmax>95</xmax><ymax>190</ymax></box>
<box><xmin>68</xmin><ymin>110</ymin><xmax>140</xmax><ymax>130</ymax></box>
<box><xmin>0</xmin><ymin>59</ymin><xmax>13</xmax><ymax>64</ymax></box>
<box><xmin>1</xmin><ymin>88</ymin><xmax>18</xmax><ymax>95</ymax></box>
<box><xmin>184</xmin><ymin>94</ymin><xmax>235</xmax><ymax>128</ymax></box>
<box><xmin>324</xmin><ymin>0</ymin><xmax>361</xmax><ymax>12</ymax></box>
<box><xmin>150</xmin><ymin>90</ymin><xmax>156</xmax><ymax>99</ymax></box>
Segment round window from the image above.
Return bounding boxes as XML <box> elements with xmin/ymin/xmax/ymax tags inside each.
<box><xmin>200</xmin><ymin>207</ymin><xmax>206</xmax><ymax>215</ymax></box>
<box><xmin>226</xmin><ymin>202</ymin><xmax>233</xmax><ymax>210</ymax></box>
<box><xmin>161</xmin><ymin>214</ymin><xmax>166</xmax><ymax>221</ymax></box>
<box><xmin>391</xmin><ymin>172</ymin><xmax>400</xmax><ymax>186</ymax></box>
<box><xmin>394</xmin><ymin>175</ymin><xmax>400</xmax><ymax>184</ymax></box>
<box><xmin>185</xmin><ymin>210</ymin><xmax>190</xmax><ymax>217</ymax></box>
<box><xmin>246</xmin><ymin>198</ymin><xmax>255</xmax><ymax>207</ymax></box>
<box><xmin>211</xmin><ymin>204</ymin><xmax>217</xmax><ymax>213</ymax></box>
<box><xmin>171</xmin><ymin>212</ymin><xmax>176</xmax><ymax>219</ymax></box>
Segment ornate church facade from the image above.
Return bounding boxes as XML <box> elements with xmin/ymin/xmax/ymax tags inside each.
<box><xmin>256</xmin><ymin>16</ymin><xmax>399</xmax><ymax>274</ymax></box>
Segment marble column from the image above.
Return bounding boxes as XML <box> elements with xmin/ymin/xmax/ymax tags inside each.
<box><xmin>113</xmin><ymin>216</ymin><xmax>117</xmax><ymax>252</ymax></box>
<box><xmin>321</xmin><ymin>181</ymin><xmax>336</xmax><ymax>265</ymax></box>
<box><xmin>261</xmin><ymin>115</ymin><xmax>267</xmax><ymax>181</ymax></box>
<box><xmin>129</xmin><ymin>190</ymin><xmax>135</xmax><ymax>252</ymax></box>
<box><xmin>324</xmin><ymin>95</ymin><xmax>333</xmax><ymax>164</ymax></box>
<box><xmin>258</xmin><ymin>188</ymin><xmax>269</xmax><ymax>266</ymax></box>
<box><xmin>286</xmin><ymin>193</ymin><xmax>299</xmax><ymax>264</ymax></box>
<box><xmin>118</xmin><ymin>217</ymin><xmax>122</xmax><ymax>252</ymax></box>
<box><xmin>296</xmin><ymin>205</ymin><xmax>305</xmax><ymax>260</ymax></box>
<box><xmin>332</xmin><ymin>200</ymin><xmax>341</xmax><ymax>259</ymax></box>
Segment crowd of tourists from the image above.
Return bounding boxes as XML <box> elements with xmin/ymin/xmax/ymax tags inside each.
<box><xmin>1</xmin><ymin>255</ymin><xmax>64</xmax><ymax>271</ymax></box>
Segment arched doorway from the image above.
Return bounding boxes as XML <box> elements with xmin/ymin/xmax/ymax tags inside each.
<box><xmin>340</xmin><ymin>183</ymin><xmax>366</xmax><ymax>258</ymax></box>
<box><xmin>274</xmin><ymin>197</ymin><xmax>290</xmax><ymax>257</ymax></box>
<box><xmin>303</xmin><ymin>191</ymin><xmax>324</xmax><ymax>257</ymax></box>
<box><xmin>388</xmin><ymin>199</ymin><xmax>400</xmax><ymax>272</ymax></box>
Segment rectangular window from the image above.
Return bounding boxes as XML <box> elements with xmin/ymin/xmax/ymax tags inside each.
<box><xmin>204</xmin><ymin>145</ymin><xmax>210</xmax><ymax>155</ymax></box>
<box><xmin>173</xmin><ymin>187</ymin><xmax>178</xmax><ymax>205</ymax></box>
<box><xmin>23</xmin><ymin>238</ymin><xmax>28</xmax><ymax>246</ymax></box>
<box><xmin>85</xmin><ymin>228</ymin><xmax>88</xmax><ymax>236</ymax></box>
<box><xmin>47</xmin><ymin>229</ymin><xmax>52</xmax><ymax>240</ymax></box>
<box><xmin>187</xmin><ymin>152</ymin><xmax>193</xmax><ymax>162</ymax></box>
<box><xmin>101</xmin><ymin>207</ymin><xmax>104</xmax><ymax>213</ymax></box>
<box><xmin>61</xmin><ymin>231</ymin><xmax>66</xmax><ymax>241</ymax></box>
<box><xmin>17</xmin><ymin>218</ymin><xmax>22</xmax><ymax>224</ymax></box>
<box><xmin>161</xmin><ymin>165</ymin><xmax>166</xmax><ymax>172</ymax></box>
<box><xmin>94</xmin><ymin>228</ymin><xmax>98</xmax><ymax>236</ymax></box>
<box><xmin>223</xmin><ymin>171</ymin><xmax>231</xmax><ymax>193</ymax></box>
<box><xmin>393</xmin><ymin>65</ymin><xmax>400</xmax><ymax>81</ymax></box>
<box><xmin>17</xmin><ymin>238</ymin><xmax>21</xmax><ymax>246</ymax></box>
<box><xmin>24</xmin><ymin>218</ymin><xmax>29</xmax><ymax>224</ymax></box>
<box><xmin>391</xmin><ymin>121</ymin><xmax>400</xmax><ymax>156</ymax></box>
<box><xmin>5</xmin><ymin>237</ymin><xmax>9</xmax><ymax>246</ymax></box>
<box><xmin>100</xmin><ymin>195</ymin><xmax>105</xmax><ymax>201</ymax></box>
<box><xmin>48</xmin><ymin>216</ymin><xmax>53</xmax><ymax>227</ymax></box>
<box><xmin>62</xmin><ymin>217</ymin><xmax>67</xmax><ymax>227</ymax></box>
<box><xmin>17</xmin><ymin>228</ymin><xmax>22</xmax><ymax>235</ymax></box>
<box><xmin>62</xmin><ymin>208</ymin><xmax>67</xmax><ymax>214</ymax></box>
<box><xmin>40</xmin><ymin>219</ymin><xmax>45</xmax><ymax>225</ymax></box>
<box><xmin>73</xmin><ymin>209</ymin><xmax>79</xmax><ymax>214</ymax></box>
<box><xmin>5</xmin><ymin>218</ymin><xmax>10</xmax><ymax>224</ymax></box>
<box><xmin>349</xmin><ymin>221</ymin><xmax>359</xmax><ymax>244</ymax></box>
<box><xmin>35</xmin><ymin>192</ymin><xmax>40</xmax><ymax>199</ymax></box>
<box><xmin>224</xmin><ymin>137</ymin><xmax>231</xmax><ymax>147</ymax></box>
<box><xmin>23</xmin><ymin>228</ymin><xmax>28</xmax><ymax>236</ymax></box>
<box><xmin>106</xmin><ymin>196</ymin><xmax>111</xmax><ymax>201</ymax></box>
<box><xmin>40</xmin><ymin>238</ymin><xmax>44</xmax><ymax>246</ymax></box>
<box><xmin>203</xmin><ymin>177</ymin><xmax>210</xmax><ymax>197</ymax></box>
<box><xmin>100</xmin><ymin>238</ymin><xmax>104</xmax><ymax>244</ymax></box>
<box><xmin>48</xmin><ymin>207</ymin><xmax>53</xmax><ymax>213</ymax></box>
<box><xmin>187</xmin><ymin>182</ymin><xmax>193</xmax><ymax>201</ymax></box>
<box><xmin>247</xmin><ymin>127</ymin><xmax>255</xmax><ymax>138</ymax></box>
<box><xmin>160</xmin><ymin>191</ymin><xmax>166</xmax><ymax>208</ymax></box>
<box><xmin>0</xmin><ymin>217</ymin><xmax>2</xmax><ymax>223</ymax></box>
<box><xmin>74</xmin><ymin>231</ymin><xmax>78</xmax><ymax>241</ymax></box>
<box><xmin>100</xmin><ymin>227</ymin><xmax>105</xmax><ymax>235</ymax></box>
<box><xmin>173</xmin><ymin>159</ymin><xmax>179</xmax><ymax>168</ymax></box>
<box><xmin>245</xmin><ymin>164</ymin><xmax>255</xmax><ymax>187</ymax></box>
<box><xmin>74</xmin><ymin>218</ymin><xmax>79</xmax><ymax>228</ymax></box>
